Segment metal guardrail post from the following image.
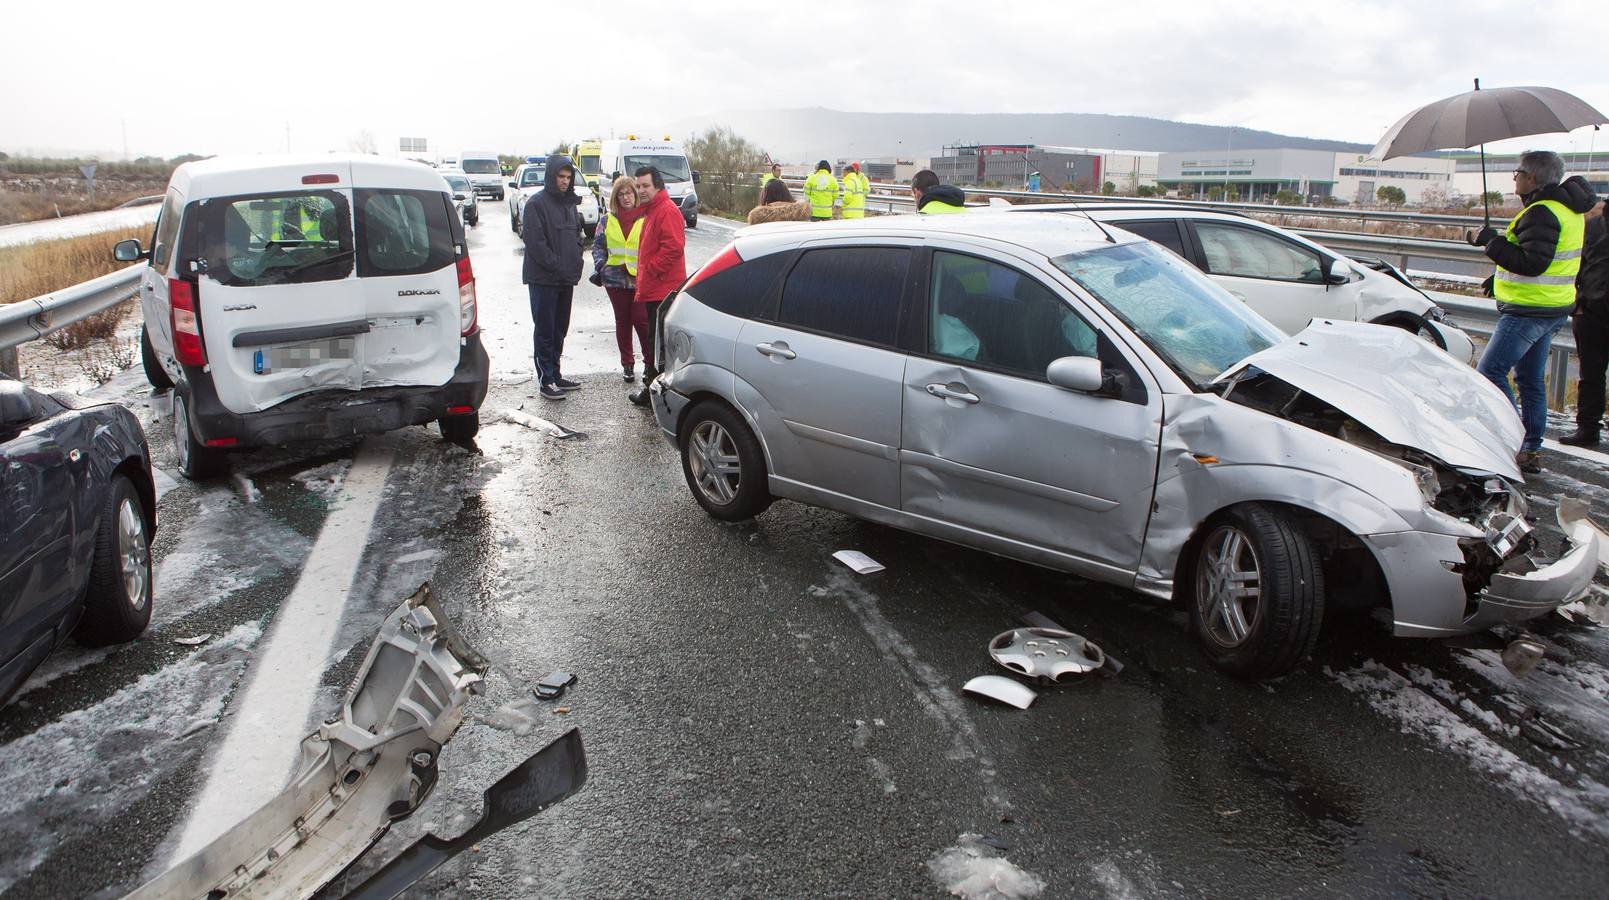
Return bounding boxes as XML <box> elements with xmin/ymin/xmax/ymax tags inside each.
<box><xmin>1550</xmin><ymin>345</ymin><xmax>1571</xmax><ymax>411</ymax></box>
<box><xmin>0</xmin><ymin>346</ymin><xmax>17</xmax><ymax>379</ymax></box>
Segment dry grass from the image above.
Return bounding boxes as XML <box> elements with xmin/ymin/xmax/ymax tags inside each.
<box><xmin>0</xmin><ymin>225</ymin><xmax>150</xmax><ymax>307</ymax></box>
<box><xmin>43</xmin><ymin>302</ymin><xmax>131</xmax><ymax>350</ymax></box>
<box><xmin>0</xmin><ymin>189</ymin><xmax>154</xmax><ymax>226</ymax></box>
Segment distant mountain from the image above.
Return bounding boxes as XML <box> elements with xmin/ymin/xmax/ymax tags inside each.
<box><xmin>672</xmin><ymin>107</ymin><xmax>1371</xmax><ymax>163</ymax></box>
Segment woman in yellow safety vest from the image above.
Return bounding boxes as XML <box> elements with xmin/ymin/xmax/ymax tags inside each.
<box><xmin>590</xmin><ymin>176</ymin><xmax>652</xmax><ymax>381</ymax></box>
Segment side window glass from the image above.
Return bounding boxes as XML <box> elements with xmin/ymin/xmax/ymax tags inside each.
<box><xmin>1115</xmin><ymin>220</ymin><xmax>1187</xmax><ymax>259</ymax></box>
<box><xmin>151</xmin><ymin>191</ymin><xmax>183</xmax><ymax>271</ymax></box>
<box><xmin>354</xmin><ymin>188</ymin><xmax>454</xmax><ymax>277</ymax></box>
<box><xmin>1195</xmin><ymin>222</ymin><xmax>1324</xmax><ymax>282</ymax></box>
<box><xmin>777</xmin><ymin>247</ymin><xmax>910</xmax><ymax>346</ymax></box>
<box><xmin>928</xmin><ymin>251</ymin><xmax>1096</xmax><ymax>377</ymax></box>
<box><xmin>683</xmin><ymin>251</ymin><xmax>789</xmax><ymax>320</ymax></box>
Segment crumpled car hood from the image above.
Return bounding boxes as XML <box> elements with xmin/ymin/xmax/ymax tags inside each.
<box><xmin>1217</xmin><ymin>319</ymin><xmax>1524</xmax><ymax>480</ymax></box>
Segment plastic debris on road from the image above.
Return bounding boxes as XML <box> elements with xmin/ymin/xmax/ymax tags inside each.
<box><xmin>1501</xmin><ymin>637</ymin><xmax>1546</xmax><ymax>677</ymax></box>
<box><xmin>833</xmin><ymin>550</ymin><xmax>885</xmax><ymax>574</ymax></box>
<box><xmin>503</xmin><ymin>408</ymin><xmax>588</xmax><ymax>440</ymax></box>
<box><xmin>962</xmin><ymin>676</ymin><xmax>1036</xmax><ymax>710</ymax></box>
<box><xmin>927</xmin><ymin>832</ymin><xmax>1046</xmax><ymax>899</ymax></box>
<box><xmin>989</xmin><ymin>628</ymin><xmax>1105</xmax><ymax>683</ymax></box>
<box><xmin>173</xmin><ymin>634</ymin><xmax>212</xmax><ymax>646</ymax></box>
<box><xmin>1556</xmin><ymin>496</ymin><xmax>1609</xmax><ymax>571</ymax></box>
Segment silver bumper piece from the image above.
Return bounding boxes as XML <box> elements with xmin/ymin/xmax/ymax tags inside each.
<box><xmin>125</xmin><ymin>583</ymin><xmax>487</xmax><ymax>900</ymax></box>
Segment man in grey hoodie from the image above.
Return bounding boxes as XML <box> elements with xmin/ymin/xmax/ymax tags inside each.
<box><xmin>522</xmin><ymin>154</ymin><xmax>584</xmax><ymax>401</ymax></box>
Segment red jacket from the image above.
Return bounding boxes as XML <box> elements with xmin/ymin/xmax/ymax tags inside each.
<box><xmin>635</xmin><ymin>188</ymin><xmax>687</xmax><ymax>302</ymax></box>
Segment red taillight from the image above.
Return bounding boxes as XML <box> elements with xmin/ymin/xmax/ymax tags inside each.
<box><xmin>204</xmin><ymin>437</ymin><xmax>238</xmax><ymax>447</ymax></box>
<box><xmin>302</xmin><ymin>173</ymin><xmax>339</xmax><ymax>185</ymax></box>
<box><xmin>169</xmin><ymin>278</ymin><xmax>206</xmax><ymax>366</ymax></box>
<box><xmin>684</xmin><ymin>243</ymin><xmax>742</xmax><ymax>292</ymax></box>
<box><xmin>456</xmin><ymin>254</ymin><xmax>478</xmax><ymax>336</ymax></box>
<box><xmin>446</xmin><ymin>405</ymin><xmax>474</xmax><ymax>415</ymax></box>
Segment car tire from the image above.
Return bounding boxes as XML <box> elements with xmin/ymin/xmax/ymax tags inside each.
<box><xmin>438</xmin><ymin>412</ymin><xmax>479</xmax><ymax>446</ymax></box>
<box><xmin>75</xmin><ymin>475</ymin><xmax>153</xmax><ymax>647</ymax></box>
<box><xmin>173</xmin><ymin>390</ymin><xmax>228</xmax><ymax>479</ymax></box>
<box><xmin>510</xmin><ymin>211</ymin><xmax>519</xmax><ymax>233</ymax></box>
<box><xmin>1375</xmin><ymin>314</ymin><xmax>1447</xmax><ymax>351</ymax></box>
<box><xmin>686</xmin><ymin>214</ymin><xmax>698</xmax><ymax>229</ymax></box>
<box><xmin>141</xmin><ymin>324</ymin><xmax>173</xmax><ymax>391</ymax></box>
<box><xmin>469</xmin><ymin>210</ymin><xmax>479</xmax><ymax>227</ymax></box>
<box><xmin>496</xmin><ymin>191</ymin><xmax>505</xmax><ymax>201</ymax></box>
<box><xmin>1188</xmin><ymin>503</ymin><xmax>1323</xmax><ymax>679</ymax></box>
<box><xmin>679</xmin><ymin>400</ymin><xmax>772</xmax><ymax>521</ymax></box>
<box><xmin>583</xmin><ymin>224</ymin><xmax>597</xmax><ymax>240</ymax></box>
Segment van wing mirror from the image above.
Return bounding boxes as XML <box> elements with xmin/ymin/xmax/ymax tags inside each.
<box><xmin>691</xmin><ymin>171</ymin><xmax>701</xmax><ymax>184</ymax></box>
<box><xmin>113</xmin><ymin>238</ymin><xmax>148</xmax><ymax>262</ymax></box>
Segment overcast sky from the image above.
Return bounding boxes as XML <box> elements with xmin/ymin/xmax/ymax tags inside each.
<box><xmin>5</xmin><ymin>0</ymin><xmax>1606</xmax><ymax>161</ymax></box>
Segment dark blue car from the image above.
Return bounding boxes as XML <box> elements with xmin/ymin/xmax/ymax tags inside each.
<box><xmin>0</xmin><ymin>378</ymin><xmax>156</xmax><ymax>704</ymax></box>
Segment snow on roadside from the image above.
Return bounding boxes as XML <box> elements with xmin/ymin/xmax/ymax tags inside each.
<box><xmin>927</xmin><ymin>833</ymin><xmax>1045</xmax><ymax>900</ymax></box>
<box><xmin>1328</xmin><ymin>659</ymin><xmax>1609</xmax><ymax>838</ymax></box>
<box><xmin>0</xmin><ymin>621</ymin><xmax>263</xmax><ymax>893</ymax></box>
<box><xmin>153</xmin><ymin>487</ymin><xmax>312</xmax><ymax>626</ymax></box>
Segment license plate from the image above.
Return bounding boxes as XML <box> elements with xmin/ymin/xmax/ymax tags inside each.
<box><xmin>253</xmin><ymin>337</ymin><xmax>356</xmax><ymax>375</ymax></box>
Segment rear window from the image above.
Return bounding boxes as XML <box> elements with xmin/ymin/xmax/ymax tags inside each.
<box><xmin>199</xmin><ymin>190</ymin><xmax>354</xmax><ymax>287</ymax></box>
<box><xmin>778</xmin><ymin>247</ymin><xmax>909</xmax><ymax>347</ymax></box>
<box><xmin>443</xmin><ymin>174</ymin><xmax>471</xmax><ymax>192</ymax></box>
<box><xmin>520</xmin><ymin>168</ymin><xmax>545</xmax><ymax>187</ymax></box>
<box><xmin>354</xmin><ymin>188</ymin><xmax>455</xmax><ymax>277</ymax></box>
<box><xmin>682</xmin><ymin>251</ymin><xmax>790</xmax><ymax>319</ymax></box>
<box><xmin>461</xmin><ymin>159</ymin><xmax>500</xmax><ymax>175</ymax></box>
<box><xmin>1115</xmin><ymin>220</ymin><xmax>1188</xmax><ymax>259</ymax></box>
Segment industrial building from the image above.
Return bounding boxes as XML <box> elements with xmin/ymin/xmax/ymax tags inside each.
<box><xmin>928</xmin><ymin>144</ymin><xmax>1158</xmax><ymax>192</ymax></box>
<box><xmin>1156</xmin><ymin>149</ymin><xmax>1455</xmax><ymax>204</ymax></box>
<box><xmin>1449</xmin><ymin>151</ymin><xmax>1609</xmax><ymax>201</ymax></box>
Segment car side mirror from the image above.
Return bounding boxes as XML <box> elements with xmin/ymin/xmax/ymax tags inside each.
<box><xmin>1046</xmin><ymin>356</ymin><xmax>1106</xmax><ymax>393</ymax></box>
<box><xmin>113</xmin><ymin>238</ymin><xmax>148</xmax><ymax>262</ymax></box>
<box><xmin>453</xmin><ymin>192</ymin><xmax>467</xmax><ymax>201</ymax></box>
<box><xmin>691</xmin><ymin>171</ymin><xmax>701</xmax><ymax>184</ymax></box>
<box><xmin>611</xmin><ymin>171</ymin><xmax>622</xmax><ymax>181</ymax></box>
<box><xmin>0</xmin><ymin>381</ymin><xmax>34</xmax><ymax>429</ymax></box>
<box><xmin>1323</xmin><ymin>257</ymin><xmax>1355</xmax><ymax>285</ymax></box>
<box><xmin>506</xmin><ymin>181</ymin><xmax>516</xmax><ymax>188</ymax></box>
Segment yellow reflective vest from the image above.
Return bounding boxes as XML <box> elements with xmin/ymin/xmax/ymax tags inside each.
<box><xmin>604</xmin><ymin>214</ymin><xmax>642</xmax><ymax>276</ymax></box>
<box><xmin>1494</xmin><ymin>198</ymin><xmax>1585</xmax><ymax>309</ymax></box>
<box><xmin>841</xmin><ymin>171</ymin><xmax>869</xmax><ymax>218</ymax></box>
<box><xmin>804</xmin><ymin>169</ymin><xmax>839</xmax><ymax>219</ymax></box>
<box><xmin>919</xmin><ymin>198</ymin><xmax>966</xmax><ymax>214</ymax></box>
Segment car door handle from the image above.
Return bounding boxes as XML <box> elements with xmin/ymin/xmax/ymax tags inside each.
<box><xmin>926</xmin><ymin>383</ymin><xmax>980</xmax><ymax>404</ymax></box>
<box><xmin>755</xmin><ymin>341</ymin><xmax>796</xmax><ymax>360</ymax></box>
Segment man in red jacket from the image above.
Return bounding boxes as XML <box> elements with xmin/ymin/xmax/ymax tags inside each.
<box><xmin>629</xmin><ymin>165</ymin><xmax>687</xmax><ymax>406</ymax></box>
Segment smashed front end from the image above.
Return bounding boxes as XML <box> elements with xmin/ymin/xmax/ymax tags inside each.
<box><xmin>1218</xmin><ymin>366</ymin><xmax>1599</xmax><ymax>636</ymax></box>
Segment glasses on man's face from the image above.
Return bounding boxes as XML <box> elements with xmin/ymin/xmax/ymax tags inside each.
<box><xmin>1514</xmin><ymin>170</ymin><xmax>1528</xmax><ymax>177</ymax></box>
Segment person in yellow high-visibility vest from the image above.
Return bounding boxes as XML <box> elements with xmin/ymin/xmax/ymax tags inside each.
<box><xmin>803</xmin><ymin>160</ymin><xmax>839</xmax><ymax>220</ymax></box>
<box><xmin>590</xmin><ymin>176</ymin><xmax>651</xmax><ymax>382</ymax></box>
<box><xmin>760</xmin><ymin>163</ymin><xmax>783</xmax><ymax>192</ymax></box>
<box><xmin>840</xmin><ymin>162</ymin><xmax>869</xmax><ymax>219</ymax></box>
<box><xmin>1469</xmin><ymin>150</ymin><xmax>1599</xmax><ymax>473</ymax></box>
<box><xmin>910</xmin><ymin>169</ymin><xmax>967</xmax><ymax>214</ymax></box>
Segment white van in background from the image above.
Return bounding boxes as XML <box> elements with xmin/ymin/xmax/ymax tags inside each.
<box><xmin>113</xmin><ymin>154</ymin><xmax>489</xmax><ymax>478</ymax></box>
<box><xmin>459</xmin><ymin>151</ymin><xmax>505</xmax><ymax>200</ymax></box>
<box><xmin>599</xmin><ymin>138</ymin><xmax>700</xmax><ymax>228</ymax></box>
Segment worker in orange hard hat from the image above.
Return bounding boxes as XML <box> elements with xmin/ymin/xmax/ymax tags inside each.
<box><xmin>841</xmin><ymin>161</ymin><xmax>869</xmax><ymax>219</ymax></box>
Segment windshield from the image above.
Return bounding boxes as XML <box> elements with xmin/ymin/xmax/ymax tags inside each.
<box><xmin>1050</xmin><ymin>241</ymin><xmax>1282</xmax><ymax>387</ymax></box>
<box><xmin>576</xmin><ymin>154</ymin><xmax>602</xmax><ymax>175</ymax></box>
<box><xmin>442</xmin><ymin>174</ymin><xmax>470</xmax><ymax>191</ymax></box>
<box><xmin>624</xmin><ymin>155</ymin><xmax>692</xmax><ymax>183</ymax></box>
<box><xmin>461</xmin><ymin>159</ymin><xmax>500</xmax><ymax>175</ymax></box>
<box><xmin>519</xmin><ymin>167</ymin><xmax>545</xmax><ymax>187</ymax></box>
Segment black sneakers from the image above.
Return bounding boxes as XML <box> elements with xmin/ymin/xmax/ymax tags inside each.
<box><xmin>1560</xmin><ymin>430</ymin><xmax>1601</xmax><ymax>447</ymax></box>
<box><xmin>555</xmin><ymin>377</ymin><xmax>581</xmax><ymax>391</ymax></box>
<box><xmin>628</xmin><ymin>387</ymin><xmax>650</xmax><ymax>407</ymax></box>
<box><xmin>539</xmin><ymin>383</ymin><xmax>567</xmax><ymax>401</ymax></box>
<box><xmin>623</xmin><ymin>365</ymin><xmax>636</xmax><ymax>383</ymax></box>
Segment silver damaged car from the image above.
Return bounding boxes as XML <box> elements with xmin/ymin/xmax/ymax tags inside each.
<box><xmin>649</xmin><ymin>214</ymin><xmax>1598</xmax><ymax>677</ymax></box>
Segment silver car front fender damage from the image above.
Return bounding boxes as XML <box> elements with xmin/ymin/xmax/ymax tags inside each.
<box><xmin>126</xmin><ymin>583</ymin><xmax>488</xmax><ymax>900</ymax></box>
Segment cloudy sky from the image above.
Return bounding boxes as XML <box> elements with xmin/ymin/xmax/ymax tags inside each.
<box><xmin>5</xmin><ymin>0</ymin><xmax>1606</xmax><ymax>160</ymax></box>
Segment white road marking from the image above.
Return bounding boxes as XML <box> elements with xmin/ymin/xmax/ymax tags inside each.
<box><xmin>168</xmin><ymin>437</ymin><xmax>395</xmax><ymax>863</ymax></box>
<box><xmin>1543</xmin><ymin>438</ymin><xmax>1609</xmax><ymax>467</ymax></box>
<box><xmin>698</xmin><ymin>216</ymin><xmax>742</xmax><ymax>232</ymax></box>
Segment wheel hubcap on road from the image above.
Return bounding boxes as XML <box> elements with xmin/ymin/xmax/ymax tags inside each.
<box><xmin>118</xmin><ymin>497</ymin><xmax>149</xmax><ymax>611</ymax></box>
<box><xmin>689</xmin><ymin>421</ymin><xmax>741</xmax><ymax>505</ymax></box>
<box><xmin>1197</xmin><ymin>525</ymin><xmax>1262</xmax><ymax>648</ymax></box>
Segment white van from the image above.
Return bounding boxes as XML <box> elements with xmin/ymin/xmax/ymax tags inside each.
<box><xmin>459</xmin><ymin>151</ymin><xmax>504</xmax><ymax>200</ymax></box>
<box><xmin>114</xmin><ymin>155</ymin><xmax>490</xmax><ymax>478</ymax></box>
<box><xmin>599</xmin><ymin>138</ymin><xmax>700</xmax><ymax>228</ymax></box>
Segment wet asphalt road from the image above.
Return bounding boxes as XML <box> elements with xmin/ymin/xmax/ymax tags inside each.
<box><xmin>2</xmin><ymin>201</ymin><xmax>1608</xmax><ymax>899</ymax></box>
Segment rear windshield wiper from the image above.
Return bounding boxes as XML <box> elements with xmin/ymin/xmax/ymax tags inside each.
<box><xmin>283</xmin><ymin>248</ymin><xmax>355</xmax><ymax>275</ymax></box>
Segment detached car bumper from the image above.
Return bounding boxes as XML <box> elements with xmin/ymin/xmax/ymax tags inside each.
<box><xmin>1366</xmin><ymin>521</ymin><xmax>1599</xmax><ymax>637</ymax></box>
<box><xmin>185</xmin><ymin>331</ymin><xmax>490</xmax><ymax>449</ymax></box>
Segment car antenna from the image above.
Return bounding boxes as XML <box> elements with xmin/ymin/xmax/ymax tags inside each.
<box><xmin>1016</xmin><ymin>152</ymin><xmax>1117</xmax><ymax>243</ymax></box>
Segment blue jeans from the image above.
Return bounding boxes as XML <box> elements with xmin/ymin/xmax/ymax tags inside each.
<box><xmin>529</xmin><ymin>283</ymin><xmax>574</xmax><ymax>386</ymax></box>
<box><xmin>1476</xmin><ymin>313</ymin><xmax>1566</xmax><ymax>451</ymax></box>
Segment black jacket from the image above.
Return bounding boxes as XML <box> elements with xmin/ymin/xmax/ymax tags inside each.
<box><xmin>1487</xmin><ymin>175</ymin><xmax>1598</xmax><ymax>316</ymax></box>
<box><xmin>918</xmin><ymin>184</ymin><xmax>968</xmax><ymax>211</ymax></box>
<box><xmin>521</xmin><ymin>154</ymin><xmax>583</xmax><ymax>286</ymax></box>
<box><xmin>1576</xmin><ymin>214</ymin><xmax>1609</xmax><ymax>319</ymax></box>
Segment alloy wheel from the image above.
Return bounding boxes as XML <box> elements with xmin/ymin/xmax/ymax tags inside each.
<box><xmin>688</xmin><ymin>420</ymin><xmax>741</xmax><ymax>506</ymax></box>
<box><xmin>1196</xmin><ymin>524</ymin><xmax>1263</xmax><ymax>648</ymax></box>
<box><xmin>117</xmin><ymin>497</ymin><xmax>150</xmax><ymax>611</ymax></box>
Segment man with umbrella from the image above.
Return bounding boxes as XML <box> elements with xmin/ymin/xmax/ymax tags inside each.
<box><xmin>1468</xmin><ymin>151</ymin><xmax>1598</xmax><ymax>472</ymax></box>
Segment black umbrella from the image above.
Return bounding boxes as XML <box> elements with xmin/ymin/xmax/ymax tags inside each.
<box><xmin>1368</xmin><ymin>79</ymin><xmax>1609</xmax><ymax>225</ymax></box>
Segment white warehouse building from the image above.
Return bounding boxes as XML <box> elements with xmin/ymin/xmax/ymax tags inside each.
<box><xmin>1158</xmin><ymin>149</ymin><xmax>1454</xmax><ymax>204</ymax></box>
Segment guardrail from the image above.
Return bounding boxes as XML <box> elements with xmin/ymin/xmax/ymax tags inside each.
<box><xmin>0</xmin><ymin>265</ymin><xmax>143</xmax><ymax>377</ymax></box>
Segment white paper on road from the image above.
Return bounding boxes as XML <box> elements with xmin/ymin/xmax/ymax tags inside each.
<box><xmin>833</xmin><ymin>550</ymin><xmax>885</xmax><ymax>574</ymax></box>
<box><xmin>169</xmin><ymin>437</ymin><xmax>395</xmax><ymax>863</ymax></box>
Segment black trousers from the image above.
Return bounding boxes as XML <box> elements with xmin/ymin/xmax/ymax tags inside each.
<box><xmin>1573</xmin><ymin>311</ymin><xmax>1609</xmax><ymax>433</ymax></box>
<box><xmin>641</xmin><ymin>300</ymin><xmax>663</xmax><ymax>381</ymax></box>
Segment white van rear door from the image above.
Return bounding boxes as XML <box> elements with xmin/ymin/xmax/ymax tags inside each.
<box><xmin>349</xmin><ymin>183</ymin><xmax>461</xmax><ymax>390</ymax></box>
<box><xmin>195</xmin><ymin>184</ymin><xmax>366</xmax><ymax>415</ymax></box>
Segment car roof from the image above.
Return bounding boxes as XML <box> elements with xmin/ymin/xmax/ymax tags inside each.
<box><xmin>169</xmin><ymin>154</ymin><xmax>450</xmax><ymax>199</ymax></box>
<box><xmin>1007</xmin><ymin>202</ymin><xmax>1254</xmax><ymax>222</ymax></box>
<box><xmin>737</xmin><ymin>210</ymin><xmax>1137</xmax><ymax>260</ymax></box>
